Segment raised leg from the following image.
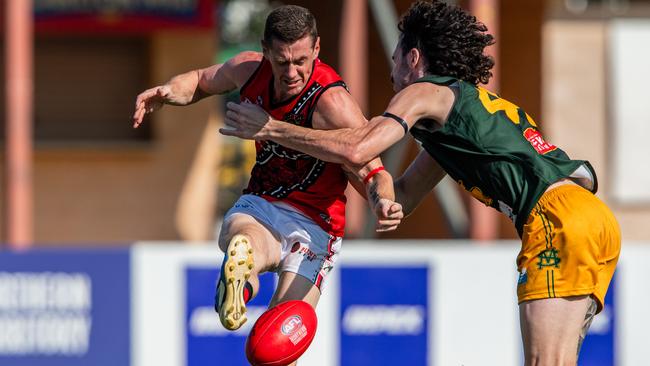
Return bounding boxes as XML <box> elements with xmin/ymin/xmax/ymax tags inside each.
<box><xmin>267</xmin><ymin>271</ymin><xmax>322</xmax><ymax>366</ymax></box>
<box><xmin>215</xmin><ymin>213</ymin><xmax>281</xmax><ymax>330</ymax></box>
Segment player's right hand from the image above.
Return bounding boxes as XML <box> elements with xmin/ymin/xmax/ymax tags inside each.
<box><xmin>132</xmin><ymin>85</ymin><xmax>171</xmax><ymax>128</ymax></box>
<box><xmin>374</xmin><ymin>198</ymin><xmax>404</xmax><ymax>232</ymax></box>
<box><xmin>221</xmin><ymin>102</ymin><xmax>274</xmax><ymax>140</ymax></box>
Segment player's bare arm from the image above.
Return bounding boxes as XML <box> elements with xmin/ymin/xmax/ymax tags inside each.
<box><xmin>345</xmin><ymin>81</ymin><xmax>455</xmax><ymax>164</ymax></box>
<box><xmin>310</xmin><ymin>86</ymin><xmax>404</xmax><ymax>230</ymax></box>
<box><xmin>222</xmin><ymin>81</ymin><xmax>455</xmax><ymax>166</ymax></box>
<box><xmin>395</xmin><ymin>150</ymin><xmax>447</xmax><ymax>216</ymax></box>
<box><xmin>133</xmin><ymin>51</ymin><xmax>262</xmax><ymax>128</ymax></box>
<box><xmin>366</xmin><ymin>172</ymin><xmax>403</xmax><ymax>232</ymax></box>
<box><xmin>342</xmin><ymin>166</ymin><xmax>403</xmax><ymax>232</ymax></box>
<box><xmin>300</xmin><ymin>85</ymin><xmax>403</xmax><ymax>231</ymax></box>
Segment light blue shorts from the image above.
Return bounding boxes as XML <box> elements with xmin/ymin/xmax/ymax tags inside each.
<box><xmin>222</xmin><ymin>194</ymin><xmax>342</xmax><ymax>290</ymax></box>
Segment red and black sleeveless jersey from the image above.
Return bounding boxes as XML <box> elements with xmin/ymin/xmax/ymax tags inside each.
<box><xmin>239</xmin><ymin>58</ymin><xmax>348</xmax><ymax>236</ymax></box>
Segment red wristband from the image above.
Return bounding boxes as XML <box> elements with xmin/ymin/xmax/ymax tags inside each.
<box><xmin>363</xmin><ymin>166</ymin><xmax>385</xmax><ymax>185</ymax></box>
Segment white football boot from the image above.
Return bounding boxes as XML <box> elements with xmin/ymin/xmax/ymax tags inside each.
<box><xmin>215</xmin><ymin>234</ymin><xmax>254</xmax><ymax>330</ymax></box>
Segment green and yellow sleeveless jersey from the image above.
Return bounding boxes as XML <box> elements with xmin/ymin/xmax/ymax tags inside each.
<box><xmin>409</xmin><ymin>75</ymin><xmax>597</xmax><ymax>236</ymax></box>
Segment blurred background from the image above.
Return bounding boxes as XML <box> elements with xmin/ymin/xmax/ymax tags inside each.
<box><xmin>1</xmin><ymin>0</ymin><xmax>649</xmax><ymax>365</ymax></box>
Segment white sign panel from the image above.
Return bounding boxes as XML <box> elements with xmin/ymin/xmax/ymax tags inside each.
<box><xmin>610</xmin><ymin>20</ymin><xmax>650</xmax><ymax>203</ymax></box>
<box><xmin>131</xmin><ymin>241</ymin><xmax>650</xmax><ymax>366</ymax></box>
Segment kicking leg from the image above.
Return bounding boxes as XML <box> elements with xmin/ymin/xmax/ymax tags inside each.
<box><xmin>519</xmin><ymin>295</ymin><xmax>596</xmax><ymax>366</ymax></box>
<box><xmin>268</xmin><ymin>271</ymin><xmax>322</xmax><ymax>366</ymax></box>
<box><xmin>270</xmin><ymin>271</ymin><xmax>321</xmax><ymax>308</ymax></box>
<box><xmin>216</xmin><ymin>213</ymin><xmax>281</xmax><ymax>330</ymax></box>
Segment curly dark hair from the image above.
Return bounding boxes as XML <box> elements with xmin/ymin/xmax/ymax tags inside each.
<box><xmin>398</xmin><ymin>0</ymin><xmax>495</xmax><ymax>85</ymax></box>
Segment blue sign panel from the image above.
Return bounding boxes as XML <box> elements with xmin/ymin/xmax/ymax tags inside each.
<box><xmin>186</xmin><ymin>267</ymin><xmax>276</xmax><ymax>366</ymax></box>
<box><xmin>0</xmin><ymin>248</ymin><xmax>130</xmax><ymax>366</ymax></box>
<box><xmin>579</xmin><ymin>274</ymin><xmax>616</xmax><ymax>366</ymax></box>
<box><xmin>340</xmin><ymin>266</ymin><xmax>429</xmax><ymax>366</ymax></box>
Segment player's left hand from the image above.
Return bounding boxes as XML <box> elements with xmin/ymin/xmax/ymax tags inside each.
<box><xmin>221</xmin><ymin>102</ymin><xmax>273</xmax><ymax>140</ymax></box>
<box><xmin>374</xmin><ymin>198</ymin><xmax>404</xmax><ymax>232</ymax></box>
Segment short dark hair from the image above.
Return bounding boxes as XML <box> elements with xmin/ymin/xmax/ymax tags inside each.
<box><xmin>398</xmin><ymin>0</ymin><xmax>495</xmax><ymax>85</ymax></box>
<box><xmin>263</xmin><ymin>5</ymin><xmax>318</xmax><ymax>47</ymax></box>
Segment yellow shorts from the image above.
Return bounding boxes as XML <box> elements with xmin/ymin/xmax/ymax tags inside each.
<box><xmin>516</xmin><ymin>184</ymin><xmax>620</xmax><ymax>313</ymax></box>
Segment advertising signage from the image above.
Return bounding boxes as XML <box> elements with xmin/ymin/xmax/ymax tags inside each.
<box><xmin>32</xmin><ymin>0</ymin><xmax>215</xmax><ymax>33</ymax></box>
<box><xmin>340</xmin><ymin>266</ymin><xmax>429</xmax><ymax>366</ymax></box>
<box><xmin>0</xmin><ymin>248</ymin><xmax>131</xmax><ymax>366</ymax></box>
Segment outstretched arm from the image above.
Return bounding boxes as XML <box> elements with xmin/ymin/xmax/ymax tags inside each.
<box><xmin>222</xmin><ymin>100</ymin><xmax>402</xmax><ymax>166</ymax></box>
<box><xmin>222</xmin><ymin>81</ymin><xmax>455</xmax><ymax>166</ymax></box>
<box><xmin>395</xmin><ymin>150</ymin><xmax>447</xmax><ymax>216</ymax></box>
<box><xmin>306</xmin><ymin>86</ymin><xmax>403</xmax><ymax>231</ymax></box>
<box><xmin>133</xmin><ymin>51</ymin><xmax>262</xmax><ymax>128</ymax></box>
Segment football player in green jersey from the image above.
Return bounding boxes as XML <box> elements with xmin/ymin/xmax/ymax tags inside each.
<box><xmin>221</xmin><ymin>1</ymin><xmax>620</xmax><ymax>364</ymax></box>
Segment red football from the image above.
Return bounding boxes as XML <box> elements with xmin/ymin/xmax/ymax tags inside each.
<box><xmin>245</xmin><ymin>300</ymin><xmax>318</xmax><ymax>366</ymax></box>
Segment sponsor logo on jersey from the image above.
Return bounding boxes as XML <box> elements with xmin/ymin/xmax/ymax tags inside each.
<box><xmin>524</xmin><ymin>128</ymin><xmax>557</xmax><ymax>155</ymax></box>
<box><xmin>290</xmin><ymin>242</ymin><xmax>317</xmax><ymax>261</ymax></box>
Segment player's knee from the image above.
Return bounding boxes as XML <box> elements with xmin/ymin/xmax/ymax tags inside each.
<box><xmin>218</xmin><ymin>229</ymin><xmax>249</xmax><ymax>250</ymax></box>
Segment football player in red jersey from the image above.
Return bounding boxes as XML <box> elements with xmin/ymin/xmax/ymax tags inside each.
<box><xmin>132</xmin><ymin>4</ymin><xmax>402</xmax><ymax>351</ymax></box>
<box><xmin>221</xmin><ymin>1</ymin><xmax>620</xmax><ymax>365</ymax></box>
